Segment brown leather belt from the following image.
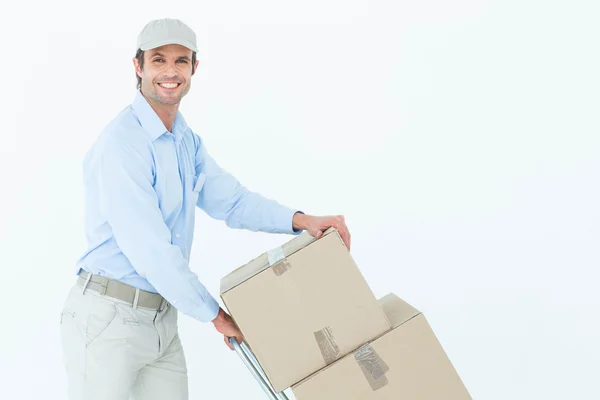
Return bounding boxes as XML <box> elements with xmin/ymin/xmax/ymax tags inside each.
<box><xmin>77</xmin><ymin>270</ymin><xmax>166</xmax><ymax>311</ymax></box>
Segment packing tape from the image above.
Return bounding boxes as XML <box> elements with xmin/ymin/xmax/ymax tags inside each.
<box><xmin>267</xmin><ymin>246</ymin><xmax>285</xmax><ymax>266</ymax></box>
<box><xmin>314</xmin><ymin>326</ymin><xmax>341</xmax><ymax>364</ymax></box>
<box><xmin>268</xmin><ymin>246</ymin><xmax>293</xmax><ymax>276</ymax></box>
<box><xmin>354</xmin><ymin>343</ymin><xmax>389</xmax><ymax>391</ymax></box>
<box><xmin>271</xmin><ymin>260</ymin><xmax>292</xmax><ymax>276</ymax></box>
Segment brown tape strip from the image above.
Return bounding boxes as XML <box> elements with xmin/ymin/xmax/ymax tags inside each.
<box><xmin>314</xmin><ymin>326</ymin><xmax>341</xmax><ymax>364</ymax></box>
<box><xmin>271</xmin><ymin>259</ymin><xmax>292</xmax><ymax>276</ymax></box>
<box><xmin>354</xmin><ymin>343</ymin><xmax>390</xmax><ymax>391</ymax></box>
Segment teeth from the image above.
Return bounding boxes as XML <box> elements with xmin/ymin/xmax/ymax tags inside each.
<box><xmin>159</xmin><ymin>83</ymin><xmax>179</xmax><ymax>88</ymax></box>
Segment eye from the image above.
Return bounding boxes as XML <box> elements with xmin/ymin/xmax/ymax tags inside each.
<box><xmin>153</xmin><ymin>58</ymin><xmax>164</xmax><ymax>63</ymax></box>
<box><xmin>177</xmin><ymin>60</ymin><xmax>188</xmax><ymax>64</ymax></box>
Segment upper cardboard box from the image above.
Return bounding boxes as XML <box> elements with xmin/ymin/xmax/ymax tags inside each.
<box><xmin>220</xmin><ymin>228</ymin><xmax>391</xmax><ymax>392</ymax></box>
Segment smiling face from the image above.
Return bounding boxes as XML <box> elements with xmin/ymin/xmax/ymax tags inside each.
<box><xmin>133</xmin><ymin>44</ymin><xmax>199</xmax><ymax>107</ymax></box>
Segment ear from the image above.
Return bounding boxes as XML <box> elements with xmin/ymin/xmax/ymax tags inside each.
<box><xmin>132</xmin><ymin>57</ymin><xmax>143</xmax><ymax>79</ymax></box>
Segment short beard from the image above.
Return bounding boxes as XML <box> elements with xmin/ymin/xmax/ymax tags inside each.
<box><xmin>145</xmin><ymin>82</ymin><xmax>191</xmax><ymax>106</ymax></box>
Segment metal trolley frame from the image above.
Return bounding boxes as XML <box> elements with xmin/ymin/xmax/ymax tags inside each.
<box><xmin>228</xmin><ymin>337</ymin><xmax>290</xmax><ymax>400</ymax></box>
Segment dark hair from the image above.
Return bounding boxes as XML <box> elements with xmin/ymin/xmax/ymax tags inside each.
<box><xmin>135</xmin><ymin>48</ymin><xmax>197</xmax><ymax>89</ymax></box>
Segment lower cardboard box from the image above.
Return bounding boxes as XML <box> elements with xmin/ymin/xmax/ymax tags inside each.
<box><xmin>291</xmin><ymin>293</ymin><xmax>472</xmax><ymax>400</ymax></box>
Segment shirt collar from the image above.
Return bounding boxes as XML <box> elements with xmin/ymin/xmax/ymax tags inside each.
<box><xmin>132</xmin><ymin>90</ymin><xmax>188</xmax><ymax>142</ymax></box>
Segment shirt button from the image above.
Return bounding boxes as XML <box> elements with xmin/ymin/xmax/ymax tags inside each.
<box><xmin>175</xmin><ymin>233</ymin><xmax>181</xmax><ymax>238</ymax></box>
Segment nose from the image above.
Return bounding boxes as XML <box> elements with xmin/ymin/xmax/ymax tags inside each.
<box><xmin>163</xmin><ymin>62</ymin><xmax>178</xmax><ymax>77</ymax></box>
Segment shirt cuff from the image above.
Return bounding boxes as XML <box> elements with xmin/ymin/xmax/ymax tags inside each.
<box><xmin>276</xmin><ymin>207</ymin><xmax>304</xmax><ymax>235</ymax></box>
<box><xmin>292</xmin><ymin>211</ymin><xmax>305</xmax><ymax>235</ymax></box>
<box><xmin>268</xmin><ymin>204</ymin><xmax>302</xmax><ymax>234</ymax></box>
<box><xmin>195</xmin><ymin>293</ymin><xmax>220</xmax><ymax>323</ymax></box>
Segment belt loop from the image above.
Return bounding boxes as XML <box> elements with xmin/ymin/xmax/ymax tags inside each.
<box><xmin>98</xmin><ymin>277</ymin><xmax>108</xmax><ymax>296</ymax></box>
<box><xmin>82</xmin><ymin>272</ymin><xmax>92</xmax><ymax>295</ymax></box>
<box><xmin>133</xmin><ymin>288</ymin><xmax>140</xmax><ymax>310</ymax></box>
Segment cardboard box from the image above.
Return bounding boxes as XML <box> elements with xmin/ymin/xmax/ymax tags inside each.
<box><xmin>291</xmin><ymin>293</ymin><xmax>472</xmax><ymax>400</ymax></box>
<box><xmin>220</xmin><ymin>228</ymin><xmax>391</xmax><ymax>392</ymax></box>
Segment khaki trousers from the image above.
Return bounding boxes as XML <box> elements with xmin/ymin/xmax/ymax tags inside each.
<box><xmin>59</xmin><ymin>282</ymin><xmax>188</xmax><ymax>400</ymax></box>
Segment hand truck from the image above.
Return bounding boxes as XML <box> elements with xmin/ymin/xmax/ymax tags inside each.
<box><xmin>228</xmin><ymin>337</ymin><xmax>290</xmax><ymax>400</ymax></box>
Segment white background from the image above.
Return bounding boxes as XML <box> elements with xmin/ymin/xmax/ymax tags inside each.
<box><xmin>2</xmin><ymin>0</ymin><xmax>599</xmax><ymax>399</ymax></box>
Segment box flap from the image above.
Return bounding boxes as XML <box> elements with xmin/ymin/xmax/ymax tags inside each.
<box><xmin>220</xmin><ymin>227</ymin><xmax>339</xmax><ymax>294</ymax></box>
<box><xmin>378</xmin><ymin>293</ymin><xmax>421</xmax><ymax>329</ymax></box>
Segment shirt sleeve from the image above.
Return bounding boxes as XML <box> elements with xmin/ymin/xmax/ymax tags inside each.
<box><xmin>193</xmin><ymin>134</ymin><xmax>303</xmax><ymax>234</ymax></box>
<box><xmin>98</xmin><ymin>138</ymin><xmax>220</xmax><ymax>322</ymax></box>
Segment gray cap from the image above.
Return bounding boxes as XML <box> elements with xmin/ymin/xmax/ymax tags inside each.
<box><xmin>136</xmin><ymin>18</ymin><xmax>198</xmax><ymax>52</ymax></box>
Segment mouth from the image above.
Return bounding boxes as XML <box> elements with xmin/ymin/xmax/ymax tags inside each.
<box><xmin>156</xmin><ymin>82</ymin><xmax>182</xmax><ymax>90</ymax></box>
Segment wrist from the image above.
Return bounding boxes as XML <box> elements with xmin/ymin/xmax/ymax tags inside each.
<box><xmin>212</xmin><ymin>308</ymin><xmax>226</xmax><ymax>326</ymax></box>
<box><xmin>292</xmin><ymin>211</ymin><xmax>309</xmax><ymax>232</ymax></box>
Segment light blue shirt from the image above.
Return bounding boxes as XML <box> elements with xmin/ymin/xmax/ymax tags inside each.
<box><xmin>75</xmin><ymin>90</ymin><xmax>301</xmax><ymax>322</ymax></box>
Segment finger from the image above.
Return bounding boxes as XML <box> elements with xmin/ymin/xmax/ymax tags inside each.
<box><xmin>344</xmin><ymin>224</ymin><xmax>351</xmax><ymax>250</ymax></box>
<box><xmin>340</xmin><ymin>223</ymin><xmax>351</xmax><ymax>250</ymax></box>
<box><xmin>342</xmin><ymin>231</ymin><xmax>351</xmax><ymax>250</ymax></box>
<box><xmin>335</xmin><ymin>223</ymin><xmax>350</xmax><ymax>250</ymax></box>
<box><xmin>325</xmin><ymin>216</ymin><xmax>342</xmax><ymax>233</ymax></box>
<box><xmin>237</xmin><ymin>331</ymin><xmax>245</xmax><ymax>344</ymax></box>
<box><xmin>324</xmin><ymin>218</ymin><xmax>348</xmax><ymax>249</ymax></box>
<box><xmin>224</xmin><ymin>335</ymin><xmax>233</xmax><ymax>351</ymax></box>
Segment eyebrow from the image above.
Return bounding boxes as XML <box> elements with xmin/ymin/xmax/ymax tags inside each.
<box><xmin>150</xmin><ymin>52</ymin><xmax>191</xmax><ymax>61</ymax></box>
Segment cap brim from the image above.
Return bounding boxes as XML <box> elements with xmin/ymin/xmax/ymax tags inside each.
<box><xmin>139</xmin><ymin>38</ymin><xmax>198</xmax><ymax>53</ymax></box>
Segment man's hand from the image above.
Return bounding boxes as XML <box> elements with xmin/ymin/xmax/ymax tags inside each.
<box><xmin>212</xmin><ymin>307</ymin><xmax>244</xmax><ymax>350</ymax></box>
<box><xmin>292</xmin><ymin>213</ymin><xmax>351</xmax><ymax>250</ymax></box>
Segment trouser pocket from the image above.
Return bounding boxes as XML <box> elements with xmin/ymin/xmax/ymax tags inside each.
<box><xmin>60</xmin><ymin>308</ymin><xmax>76</xmax><ymax>325</ymax></box>
<box><xmin>60</xmin><ymin>284</ymin><xmax>120</xmax><ymax>347</ymax></box>
<box><xmin>85</xmin><ymin>297</ymin><xmax>118</xmax><ymax>347</ymax></box>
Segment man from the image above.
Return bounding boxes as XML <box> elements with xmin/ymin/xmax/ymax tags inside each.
<box><xmin>59</xmin><ymin>18</ymin><xmax>351</xmax><ymax>400</ymax></box>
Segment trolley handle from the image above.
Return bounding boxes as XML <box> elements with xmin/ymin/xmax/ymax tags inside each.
<box><xmin>228</xmin><ymin>337</ymin><xmax>289</xmax><ymax>400</ymax></box>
